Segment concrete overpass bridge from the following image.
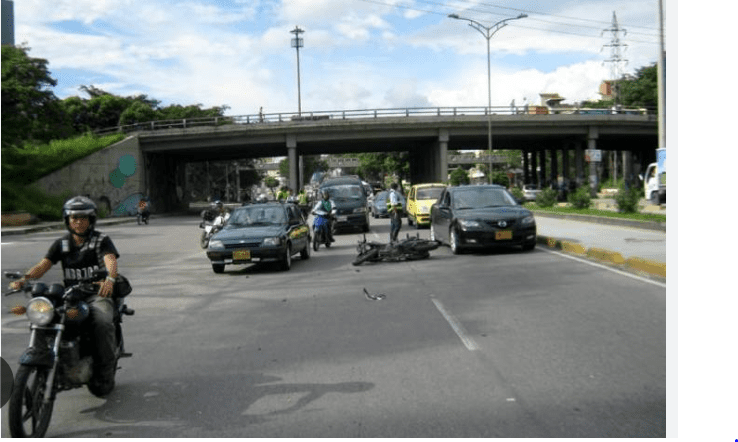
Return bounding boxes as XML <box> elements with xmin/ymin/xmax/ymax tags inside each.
<box><xmin>76</xmin><ymin>106</ymin><xmax>657</xmax><ymax>212</ymax></box>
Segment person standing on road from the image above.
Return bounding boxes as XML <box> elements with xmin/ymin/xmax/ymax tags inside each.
<box><xmin>8</xmin><ymin>196</ymin><xmax>120</xmax><ymax>396</ymax></box>
<box><xmin>388</xmin><ymin>182</ymin><xmax>403</xmax><ymax>243</ymax></box>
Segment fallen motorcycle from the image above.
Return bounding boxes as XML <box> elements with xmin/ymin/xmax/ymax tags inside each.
<box><xmin>4</xmin><ymin>269</ymin><xmax>134</xmax><ymax>438</ymax></box>
<box><xmin>352</xmin><ymin>233</ymin><xmax>441</xmax><ymax>266</ymax></box>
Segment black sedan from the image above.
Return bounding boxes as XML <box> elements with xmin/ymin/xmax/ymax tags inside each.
<box><xmin>206</xmin><ymin>202</ymin><xmax>310</xmax><ymax>273</ymax></box>
<box><xmin>430</xmin><ymin>184</ymin><xmax>536</xmax><ymax>254</ymax></box>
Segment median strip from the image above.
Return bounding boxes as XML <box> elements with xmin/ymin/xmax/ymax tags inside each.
<box><xmin>537</xmin><ymin>235</ymin><xmax>665</xmax><ymax>280</ymax></box>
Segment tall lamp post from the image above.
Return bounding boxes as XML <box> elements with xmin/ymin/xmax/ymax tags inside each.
<box><xmin>448</xmin><ymin>13</ymin><xmax>526</xmax><ymax>183</ymax></box>
<box><xmin>290</xmin><ymin>26</ymin><xmax>304</xmax><ymax>116</ymax></box>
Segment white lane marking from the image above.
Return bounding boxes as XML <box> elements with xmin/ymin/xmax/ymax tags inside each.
<box><xmin>542</xmin><ymin>248</ymin><xmax>667</xmax><ymax>288</ymax></box>
<box><xmin>430</xmin><ymin>297</ymin><xmax>479</xmax><ymax>351</ymax></box>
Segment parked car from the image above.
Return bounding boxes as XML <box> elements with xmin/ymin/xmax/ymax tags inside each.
<box><xmin>370</xmin><ymin>190</ymin><xmax>406</xmax><ymax>218</ymax></box>
<box><xmin>206</xmin><ymin>201</ymin><xmax>310</xmax><ymax>273</ymax></box>
<box><xmin>430</xmin><ymin>184</ymin><xmax>536</xmax><ymax>254</ymax></box>
<box><xmin>319</xmin><ymin>176</ymin><xmax>370</xmax><ymax>232</ymax></box>
<box><xmin>406</xmin><ymin>183</ymin><xmax>446</xmax><ymax>228</ymax></box>
<box><xmin>522</xmin><ymin>184</ymin><xmax>542</xmax><ymax>202</ymax></box>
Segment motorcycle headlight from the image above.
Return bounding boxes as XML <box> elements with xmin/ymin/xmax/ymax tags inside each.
<box><xmin>26</xmin><ymin>297</ymin><xmax>55</xmax><ymax>326</ymax></box>
<box><xmin>262</xmin><ymin>237</ymin><xmax>281</xmax><ymax>247</ymax></box>
<box><xmin>208</xmin><ymin>240</ymin><xmax>224</xmax><ymax>250</ymax></box>
<box><xmin>458</xmin><ymin>219</ymin><xmax>482</xmax><ymax>229</ymax></box>
<box><xmin>521</xmin><ymin>216</ymin><xmax>536</xmax><ymax>225</ymax></box>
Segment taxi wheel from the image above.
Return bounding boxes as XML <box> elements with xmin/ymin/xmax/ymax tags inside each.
<box><xmin>300</xmin><ymin>240</ymin><xmax>311</xmax><ymax>259</ymax></box>
<box><xmin>281</xmin><ymin>244</ymin><xmax>292</xmax><ymax>271</ymax></box>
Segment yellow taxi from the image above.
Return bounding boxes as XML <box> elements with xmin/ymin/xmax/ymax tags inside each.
<box><xmin>406</xmin><ymin>183</ymin><xmax>446</xmax><ymax>228</ymax></box>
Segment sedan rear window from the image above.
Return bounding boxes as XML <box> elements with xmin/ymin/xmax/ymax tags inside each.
<box><xmin>452</xmin><ymin>188</ymin><xmax>517</xmax><ymax>209</ymax></box>
<box><xmin>417</xmin><ymin>187</ymin><xmax>445</xmax><ymax>200</ymax></box>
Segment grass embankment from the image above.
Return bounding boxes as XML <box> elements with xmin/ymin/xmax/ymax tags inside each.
<box><xmin>526</xmin><ymin>203</ymin><xmax>666</xmax><ymax>223</ymax></box>
<box><xmin>2</xmin><ymin>133</ymin><xmax>126</xmax><ymax>220</ymax></box>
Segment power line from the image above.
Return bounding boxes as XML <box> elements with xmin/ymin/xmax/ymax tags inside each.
<box><xmin>355</xmin><ymin>0</ymin><xmax>659</xmax><ymax>45</ymax></box>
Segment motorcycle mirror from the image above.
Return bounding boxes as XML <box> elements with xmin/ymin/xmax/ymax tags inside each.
<box><xmin>4</xmin><ymin>271</ymin><xmax>23</xmax><ymax>280</ymax></box>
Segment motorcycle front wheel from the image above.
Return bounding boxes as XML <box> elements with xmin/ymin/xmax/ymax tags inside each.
<box><xmin>8</xmin><ymin>365</ymin><xmax>55</xmax><ymax>438</ymax></box>
<box><xmin>200</xmin><ymin>231</ymin><xmax>210</xmax><ymax>249</ymax></box>
<box><xmin>352</xmin><ymin>248</ymin><xmax>379</xmax><ymax>266</ymax></box>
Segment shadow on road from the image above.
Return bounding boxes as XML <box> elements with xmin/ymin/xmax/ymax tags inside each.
<box><xmin>58</xmin><ymin>372</ymin><xmax>373</xmax><ymax>437</ymax></box>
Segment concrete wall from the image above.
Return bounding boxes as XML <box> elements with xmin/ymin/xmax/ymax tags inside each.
<box><xmin>32</xmin><ymin>135</ymin><xmax>146</xmax><ymax>216</ymax></box>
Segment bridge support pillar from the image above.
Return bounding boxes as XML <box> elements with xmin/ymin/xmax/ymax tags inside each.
<box><xmin>575</xmin><ymin>141</ymin><xmax>584</xmax><ymax>186</ymax></box>
<box><xmin>286</xmin><ymin>135</ymin><xmax>298</xmax><ymax>192</ymax></box>
<box><xmin>550</xmin><ymin>148</ymin><xmax>558</xmax><ymax>186</ymax></box>
<box><xmin>522</xmin><ymin>148</ymin><xmax>530</xmax><ymax>184</ymax></box>
<box><xmin>588</xmin><ymin>126</ymin><xmax>599</xmax><ymax>197</ymax></box>
<box><xmin>538</xmin><ymin>149</ymin><xmax>546</xmax><ymax>187</ymax></box>
<box><xmin>562</xmin><ymin>143</ymin><xmax>570</xmax><ymax>189</ymax></box>
<box><xmin>531</xmin><ymin>148</ymin><xmax>538</xmax><ymax>188</ymax></box>
<box><xmin>437</xmin><ymin>129</ymin><xmax>448</xmax><ymax>183</ymax></box>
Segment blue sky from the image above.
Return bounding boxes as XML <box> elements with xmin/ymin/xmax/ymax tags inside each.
<box><xmin>11</xmin><ymin>0</ymin><xmax>668</xmax><ymax>117</ymax></box>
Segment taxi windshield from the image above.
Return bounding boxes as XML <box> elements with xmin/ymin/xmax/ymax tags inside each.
<box><xmin>227</xmin><ymin>206</ymin><xmax>285</xmax><ymax>227</ymax></box>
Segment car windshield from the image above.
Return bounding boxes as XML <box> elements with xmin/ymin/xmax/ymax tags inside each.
<box><xmin>226</xmin><ymin>206</ymin><xmax>285</xmax><ymax>227</ymax></box>
<box><xmin>324</xmin><ymin>184</ymin><xmax>363</xmax><ymax>199</ymax></box>
<box><xmin>452</xmin><ymin>188</ymin><xmax>517</xmax><ymax>209</ymax></box>
<box><xmin>417</xmin><ymin>187</ymin><xmax>444</xmax><ymax>200</ymax></box>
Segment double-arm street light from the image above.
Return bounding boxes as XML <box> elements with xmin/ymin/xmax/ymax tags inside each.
<box><xmin>448</xmin><ymin>13</ymin><xmax>527</xmax><ymax>183</ymax></box>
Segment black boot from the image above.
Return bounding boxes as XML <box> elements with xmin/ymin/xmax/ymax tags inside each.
<box><xmin>88</xmin><ymin>363</ymin><xmax>116</xmax><ymax>397</ymax></box>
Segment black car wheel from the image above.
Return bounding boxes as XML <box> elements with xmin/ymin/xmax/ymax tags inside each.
<box><xmin>281</xmin><ymin>244</ymin><xmax>292</xmax><ymax>271</ymax></box>
<box><xmin>300</xmin><ymin>240</ymin><xmax>311</xmax><ymax>259</ymax></box>
<box><xmin>212</xmin><ymin>263</ymin><xmax>225</xmax><ymax>273</ymax></box>
<box><xmin>450</xmin><ymin>227</ymin><xmax>463</xmax><ymax>255</ymax></box>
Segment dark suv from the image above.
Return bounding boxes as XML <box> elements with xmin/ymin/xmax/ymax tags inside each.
<box><xmin>319</xmin><ymin>176</ymin><xmax>370</xmax><ymax>233</ymax></box>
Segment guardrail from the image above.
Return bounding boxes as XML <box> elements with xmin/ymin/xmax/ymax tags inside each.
<box><xmin>94</xmin><ymin>105</ymin><xmax>655</xmax><ymax>136</ymax></box>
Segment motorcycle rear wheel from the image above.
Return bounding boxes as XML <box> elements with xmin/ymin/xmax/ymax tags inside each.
<box><xmin>352</xmin><ymin>248</ymin><xmax>379</xmax><ymax>266</ymax></box>
<box><xmin>8</xmin><ymin>365</ymin><xmax>55</xmax><ymax>438</ymax></box>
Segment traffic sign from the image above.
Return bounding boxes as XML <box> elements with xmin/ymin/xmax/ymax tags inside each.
<box><xmin>585</xmin><ymin>149</ymin><xmax>602</xmax><ymax>162</ymax></box>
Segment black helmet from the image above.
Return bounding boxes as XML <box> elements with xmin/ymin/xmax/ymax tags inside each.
<box><xmin>321</xmin><ymin>190</ymin><xmax>330</xmax><ymax>200</ymax></box>
<box><xmin>63</xmin><ymin>196</ymin><xmax>97</xmax><ymax>236</ymax></box>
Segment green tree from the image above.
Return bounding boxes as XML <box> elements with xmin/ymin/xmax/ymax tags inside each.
<box><xmin>1</xmin><ymin>45</ymin><xmax>71</xmax><ymax>150</ymax></box>
<box><xmin>448</xmin><ymin>168</ymin><xmax>469</xmax><ymax>186</ymax></box>
<box><xmin>619</xmin><ymin>64</ymin><xmax>658</xmax><ymax>109</ymax></box>
<box><xmin>264</xmin><ymin>176</ymin><xmax>280</xmax><ymax>196</ymax></box>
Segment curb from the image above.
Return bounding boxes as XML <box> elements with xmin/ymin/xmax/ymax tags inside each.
<box><xmin>1</xmin><ymin>217</ymin><xmax>140</xmax><ymax>236</ymax></box>
<box><xmin>537</xmin><ymin>235</ymin><xmax>666</xmax><ymax>281</ymax></box>
<box><xmin>531</xmin><ymin>211</ymin><xmax>666</xmax><ymax>232</ymax></box>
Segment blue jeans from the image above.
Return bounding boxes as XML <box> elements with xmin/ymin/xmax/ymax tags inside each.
<box><xmin>390</xmin><ymin>211</ymin><xmax>402</xmax><ymax>242</ymax></box>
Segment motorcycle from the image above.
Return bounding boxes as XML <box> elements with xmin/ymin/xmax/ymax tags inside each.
<box><xmin>312</xmin><ymin>208</ymin><xmax>336</xmax><ymax>251</ymax></box>
<box><xmin>199</xmin><ymin>212</ymin><xmax>229</xmax><ymax>249</ymax></box>
<box><xmin>3</xmin><ymin>269</ymin><xmax>134</xmax><ymax>438</ymax></box>
<box><xmin>352</xmin><ymin>233</ymin><xmax>441</xmax><ymax>266</ymax></box>
<box><xmin>136</xmin><ymin>208</ymin><xmax>150</xmax><ymax>225</ymax></box>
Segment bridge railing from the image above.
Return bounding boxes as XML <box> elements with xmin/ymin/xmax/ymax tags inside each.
<box><xmin>94</xmin><ymin>105</ymin><xmax>655</xmax><ymax>136</ymax></box>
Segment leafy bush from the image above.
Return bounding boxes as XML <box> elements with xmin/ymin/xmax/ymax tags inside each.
<box><xmin>509</xmin><ymin>186</ymin><xmax>524</xmax><ymax>202</ymax></box>
<box><xmin>535</xmin><ymin>187</ymin><xmax>558</xmax><ymax>207</ymax></box>
<box><xmin>567</xmin><ymin>185</ymin><xmax>592</xmax><ymax>209</ymax></box>
<box><xmin>614</xmin><ymin>184</ymin><xmax>641</xmax><ymax>213</ymax></box>
<box><xmin>1</xmin><ymin>185</ymin><xmax>71</xmax><ymax>221</ymax></box>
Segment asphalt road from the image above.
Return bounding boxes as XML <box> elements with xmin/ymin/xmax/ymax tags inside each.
<box><xmin>1</xmin><ymin>215</ymin><xmax>666</xmax><ymax>437</ymax></box>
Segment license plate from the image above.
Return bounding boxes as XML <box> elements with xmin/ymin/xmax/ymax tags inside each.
<box><xmin>233</xmin><ymin>249</ymin><xmax>251</xmax><ymax>260</ymax></box>
<box><xmin>495</xmin><ymin>230</ymin><xmax>513</xmax><ymax>240</ymax></box>
<box><xmin>337</xmin><ymin>215</ymin><xmax>348</xmax><ymax>222</ymax></box>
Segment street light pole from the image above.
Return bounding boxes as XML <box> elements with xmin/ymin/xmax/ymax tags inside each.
<box><xmin>290</xmin><ymin>26</ymin><xmax>304</xmax><ymax>116</ymax></box>
<box><xmin>449</xmin><ymin>13</ymin><xmax>526</xmax><ymax>183</ymax></box>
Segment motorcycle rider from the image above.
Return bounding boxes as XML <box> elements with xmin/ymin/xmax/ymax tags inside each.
<box><xmin>137</xmin><ymin>197</ymin><xmax>150</xmax><ymax>222</ymax></box>
<box><xmin>9</xmin><ymin>196</ymin><xmax>120</xmax><ymax>396</ymax></box>
<box><xmin>388</xmin><ymin>182</ymin><xmax>403</xmax><ymax>243</ymax></box>
<box><xmin>311</xmin><ymin>189</ymin><xmax>336</xmax><ymax>243</ymax></box>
